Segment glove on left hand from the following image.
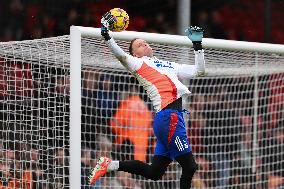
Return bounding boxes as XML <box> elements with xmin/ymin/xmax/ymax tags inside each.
<box><xmin>185</xmin><ymin>26</ymin><xmax>204</xmax><ymax>51</ymax></box>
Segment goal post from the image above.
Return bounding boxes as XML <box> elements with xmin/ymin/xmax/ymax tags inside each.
<box><xmin>70</xmin><ymin>26</ymin><xmax>82</xmax><ymax>189</ymax></box>
<box><xmin>70</xmin><ymin>26</ymin><xmax>284</xmax><ymax>188</ymax></box>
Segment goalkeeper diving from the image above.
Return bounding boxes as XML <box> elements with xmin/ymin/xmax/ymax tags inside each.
<box><xmin>89</xmin><ymin>11</ymin><xmax>206</xmax><ymax>189</ymax></box>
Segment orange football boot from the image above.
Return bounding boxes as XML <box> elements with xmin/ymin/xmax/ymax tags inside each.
<box><xmin>89</xmin><ymin>157</ymin><xmax>112</xmax><ymax>185</ymax></box>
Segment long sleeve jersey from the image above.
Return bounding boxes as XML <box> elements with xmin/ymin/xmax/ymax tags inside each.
<box><xmin>106</xmin><ymin>38</ymin><xmax>205</xmax><ymax>112</ymax></box>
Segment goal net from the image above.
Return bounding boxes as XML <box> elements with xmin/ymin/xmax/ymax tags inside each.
<box><xmin>0</xmin><ymin>26</ymin><xmax>284</xmax><ymax>188</ymax></box>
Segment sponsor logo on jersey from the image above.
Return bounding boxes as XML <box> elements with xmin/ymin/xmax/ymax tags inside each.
<box><xmin>154</xmin><ymin>60</ymin><xmax>174</xmax><ymax>69</ymax></box>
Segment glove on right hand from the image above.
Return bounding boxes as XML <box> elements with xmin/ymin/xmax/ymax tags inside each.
<box><xmin>101</xmin><ymin>12</ymin><xmax>115</xmax><ymax>41</ymax></box>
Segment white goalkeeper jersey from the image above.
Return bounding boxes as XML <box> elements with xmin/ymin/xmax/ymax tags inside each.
<box><xmin>106</xmin><ymin>38</ymin><xmax>205</xmax><ymax>112</ymax></box>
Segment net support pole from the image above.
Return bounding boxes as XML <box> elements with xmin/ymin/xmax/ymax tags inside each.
<box><xmin>70</xmin><ymin>26</ymin><xmax>82</xmax><ymax>188</ymax></box>
<box><xmin>252</xmin><ymin>52</ymin><xmax>259</xmax><ymax>174</ymax></box>
<box><xmin>178</xmin><ymin>0</ymin><xmax>191</xmax><ymax>35</ymax></box>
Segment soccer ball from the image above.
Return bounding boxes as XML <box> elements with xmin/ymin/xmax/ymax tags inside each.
<box><xmin>109</xmin><ymin>8</ymin><xmax>129</xmax><ymax>32</ymax></box>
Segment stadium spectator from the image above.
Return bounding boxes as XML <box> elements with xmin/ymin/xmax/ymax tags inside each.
<box><xmin>95</xmin><ymin>74</ymin><xmax>118</xmax><ymax>133</ymax></box>
<box><xmin>110</xmin><ymin>85</ymin><xmax>152</xmax><ymax>161</ymax></box>
<box><xmin>4</xmin><ymin>61</ymin><xmax>33</xmax><ymax>98</ymax></box>
<box><xmin>116</xmin><ymin>171</ymin><xmax>142</xmax><ymax>189</ymax></box>
<box><xmin>194</xmin><ymin>156</ymin><xmax>213</xmax><ymax>188</ymax></box>
<box><xmin>22</xmin><ymin>168</ymin><xmax>33</xmax><ymax>189</ymax></box>
<box><xmin>263</xmin><ymin>121</ymin><xmax>284</xmax><ymax>178</ymax></box>
<box><xmin>0</xmin><ymin>161</ymin><xmax>21</xmax><ymax>189</ymax></box>
<box><xmin>56</xmin><ymin>75</ymin><xmax>70</xmax><ymax>95</ymax></box>
<box><xmin>196</xmin><ymin>11</ymin><xmax>210</xmax><ymax>34</ymax></box>
<box><xmin>95</xmin><ymin>135</ymin><xmax>113</xmax><ymax>159</ymax></box>
<box><xmin>22</xmin><ymin>162</ymin><xmax>45</xmax><ymax>189</ymax></box>
<box><xmin>267</xmin><ymin>73</ymin><xmax>284</xmax><ymax>129</ymax></box>
<box><xmin>54</xmin><ymin>149</ymin><xmax>69</xmax><ymax>188</ymax></box>
<box><xmin>81</xmin><ymin>148</ymin><xmax>96</xmax><ymax>189</ymax></box>
<box><xmin>192</xmin><ymin>172</ymin><xmax>207</xmax><ymax>188</ymax></box>
<box><xmin>82</xmin><ymin>70</ymin><xmax>99</xmax><ymax>148</ymax></box>
<box><xmin>0</xmin><ymin>59</ymin><xmax>7</xmax><ymax>99</ymax></box>
<box><xmin>208</xmin><ymin>10</ymin><xmax>228</xmax><ymax>39</ymax></box>
<box><xmin>188</xmin><ymin>94</ymin><xmax>207</xmax><ymax>153</ymax></box>
<box><xmin>0</xmin><ymin>146</ymin><xmax>36</xmax><ymax>189</ymax></box>
<box><xmin>0</xmin><ymin>0</ymin><xmax>283</xmax><ymax>44</ymax></box>
<box><xmin>161</xmin><ymin>163</ymin><xmax>181</xmax><ymax>189</ymax></box>
<box><xmin>193</xmin><ymin>79</ymin><xmax>243</xmax><ymax>187</ymax></box>
<box><xmin>53</xmin><ymin>75</ymin><xmax>70</xmax><ymax>147</ymax></box>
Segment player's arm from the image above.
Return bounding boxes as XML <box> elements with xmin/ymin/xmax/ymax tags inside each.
<box><xmin>177</xmin><ymin>26</ymin><xmax>206</xmax><ymax>79</ymax></box>
<box><xmin>101</xmin><ymin>12</ymin><xmax>142</xmax><ymax>72</ymax></box>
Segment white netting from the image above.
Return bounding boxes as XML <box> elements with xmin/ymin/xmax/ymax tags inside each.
<box><xmin>0</xmin><ymin>36</ymin><xmax>70</xmax><ymax>188</ymax></box>
<box><xmin>0</xmin><ymin>31</ymin><xmax>284</xmax><ymax>188</ymax></box>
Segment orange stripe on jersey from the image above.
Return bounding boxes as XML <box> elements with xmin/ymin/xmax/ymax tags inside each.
<box><xmin>136</xmin><ymin>62</ymin><xmax>177</xmax><ymax>109</ymax></box>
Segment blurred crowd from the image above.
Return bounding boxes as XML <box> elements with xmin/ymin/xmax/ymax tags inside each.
<box><xmin>0</xmin><ymin>0</ymin><xmax>284</xmax><ymax>188</ymax></box>
<box><xmin>0</xmin><ymin>56</ymin><xmax>283</xmax><ymax>188</ymax></box>
<box><xmin>0</xmin><ymin>0</ymin><xmax>284</xmax><ymax>44</ymax></box>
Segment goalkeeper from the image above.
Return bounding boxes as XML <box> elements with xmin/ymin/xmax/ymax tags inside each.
<box><xmin>89</xmin><ymin>12</ymin><xmax>206</xmax><ymax>189</ymax></box>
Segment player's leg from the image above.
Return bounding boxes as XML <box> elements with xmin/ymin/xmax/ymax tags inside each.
<box><xmin>89</xmin><ymin>155</ymin><xmax>172</xmax><ymax>185</ymax></box>
<box><xmin>118</xmin><ymin>155</ymin><xmax>172</xmax><ymax>180</ymax></box>
<box><xmin>165</xmin><ymin>110</ymin><xmax>198</xmax><ymax>189</ymax></box>
<box><xmin>90</xmin><ymin>109</ymin><xmax>174</xmax><ymax>185</ymax></box>
<box><xmin>175</xmin><ymin>152</ymin><xmax>198</xmax><ymax>189</ymax></box>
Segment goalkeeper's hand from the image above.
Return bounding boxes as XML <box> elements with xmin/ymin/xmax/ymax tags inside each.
<box><xmin>185</xmin><ymin>26</ymin><xmax>204</xmax><ymax>51</ymax></box>
<box><xmin>101</xmin><ymin>11</ymin><xmax>115</xmax><ymax>41</ymax></box>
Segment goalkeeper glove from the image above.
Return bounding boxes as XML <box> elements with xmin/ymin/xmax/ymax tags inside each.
<box><xmin>185</xmin><ymin>26</ymin><xmax>204</xmax><ymax>51</ymax></box>
<box><xmin>101</xmin><ymin>11</ymin><xmax>115</xmax><ymax>41</ymax></box>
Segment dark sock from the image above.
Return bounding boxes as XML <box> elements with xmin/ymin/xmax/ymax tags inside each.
<box><xmin>118</xmin><ymin>155</ymin><xmax>172</xmax><ymax>181</ymax></box>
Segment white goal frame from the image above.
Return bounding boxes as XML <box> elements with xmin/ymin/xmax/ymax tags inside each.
<box><xmin>69</xmin><ymin>26</ymin><xmax>284</xmax><ymax>189</ymax></box>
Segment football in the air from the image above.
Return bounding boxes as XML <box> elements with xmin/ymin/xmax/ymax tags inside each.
<box><xmin>109</xmin><ymin>8</ymin><xmax>129</xmax><ymax>32</ymax></box>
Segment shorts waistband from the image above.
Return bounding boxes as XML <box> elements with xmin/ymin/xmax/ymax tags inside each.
<box><xmin>163</xmin><ymin>98</ymin><xmax>182</xmax><ymax>111</ymax></box>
